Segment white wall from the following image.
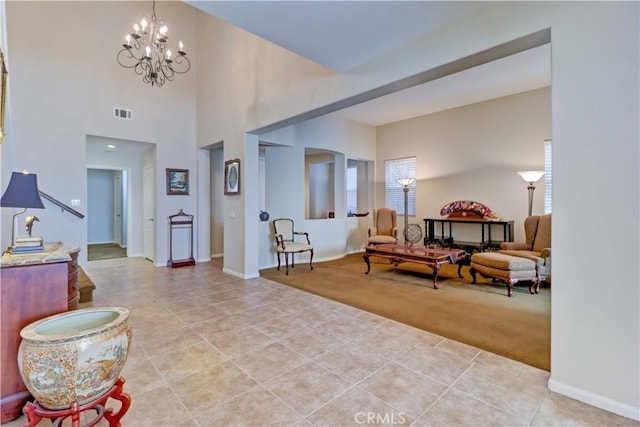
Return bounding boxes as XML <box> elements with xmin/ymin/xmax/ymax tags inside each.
<box><xmin>377</xmin><ymin>87</ymin><xmax>551</xmax><ymax>243</ymax></box>
<box><xmin>4</xmin><ymin>1</ymin><xmax>198</xmax><ymax>266</ymax></box>
<box><xmin>87</xmin><ymin>169</ymin><xmax>114</xmax><ymax>244</ymax></box>
<box><xmin>261</xmin><ymin>115</ymin><xmax>376</xmax><ymax>268</ymax></box>
<box><xmin>547</xmin><ymin>2</ymin><xmax>639</xmax><ymax>419</ymax></box>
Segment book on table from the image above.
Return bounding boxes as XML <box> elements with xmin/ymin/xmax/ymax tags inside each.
<box><xmin>9</xmin><ymin>245</ymin><xmax>45</xmax><ymax>254</ymax></box>
<box><xmin>14</xmin><ymin>235</ymin><xmax>44</xmax><ymax>246</ymax></box>
<box><xmin>10</xmin><ymin>236</ymin><xmax>45</xmax><ymax>253</ymax></box>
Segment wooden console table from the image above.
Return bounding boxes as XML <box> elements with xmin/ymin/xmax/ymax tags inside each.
<box><xmin>423</xmin><ymin>218</ymin><xmax>514</xmax><ymax>251</ymax></box>
<box><xmin>0</xmin><ymin>242</ymin><xmax>77</xmax><ymax>423</ymax></box>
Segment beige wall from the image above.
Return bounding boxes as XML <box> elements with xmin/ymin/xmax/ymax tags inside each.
<box><xmin>377</xmin><ymin>87</ymin><xmax>551</xmax><ymax>242</ymax></box>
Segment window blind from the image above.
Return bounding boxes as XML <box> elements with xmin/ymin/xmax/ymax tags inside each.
<box><xmin>346</xmin><ymin>166</ymin><xmax>357</xmax><ymax>214</ymax></box>
<box><xmin>544</xmin><ymin>140</ymin><xmax>552</xmax><ymax>214</ymax></box>
<box><xmin>385</xmin><ymin>157</ymin><xmax>416</xmax><ymax>215</ymax></box>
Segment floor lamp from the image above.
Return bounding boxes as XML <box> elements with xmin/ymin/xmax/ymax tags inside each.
<box><xmin>397</xmin><ymin>177</ymin><xmax>414</xmax><ymax>243</ymax></box>
<box><xmin>1</xmin><ymin>171</ymin><xmax>45</xmax><ymax>252</ymax></box>
<box><xmin>517</xmin><ymin>171</ymin><xmax>545</xmax><ymax>216</ymax></box>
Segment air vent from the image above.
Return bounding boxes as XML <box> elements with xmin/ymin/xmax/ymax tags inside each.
<box><xmin>114</xmin><ymin>108</ymin><xmax>132</xmax><ymax>120</ymax></box>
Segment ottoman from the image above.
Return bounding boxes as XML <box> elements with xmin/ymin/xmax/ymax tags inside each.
<box><xmin>469</xmin><ymin>252</ymin><xmax>539</xmax><ymax>297</ymax></box>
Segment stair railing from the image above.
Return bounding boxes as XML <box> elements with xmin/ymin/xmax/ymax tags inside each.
<box><xmin>39</xmin><ymin>191</ymin><xmax>85</xmax><ymax>219</ymax></box>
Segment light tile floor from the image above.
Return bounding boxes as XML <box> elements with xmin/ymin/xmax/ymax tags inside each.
<box><xmin>6</xmin><ymin>257</ymin><xmax>638</xmax><ymax>427</ymax></box>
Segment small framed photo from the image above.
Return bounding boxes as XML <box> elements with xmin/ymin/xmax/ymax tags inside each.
<box><xmin>224</xmin><ymin>159</ymin><xmax>240</xmax><ymax>195</ymax></box>
<box><xmin>166</xmin><ymin>168</ymin><xmax>189</xmax><ymax>195</ymax></box>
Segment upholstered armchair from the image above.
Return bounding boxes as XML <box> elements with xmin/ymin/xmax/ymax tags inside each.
<box><xmin>367</xmin><ymin>208</ymin><xmax>398</xmax><ymax>245</ymax></box>
<box><xmin>273</xmin><ymin>218</ymin><xmax>314</xmax><ymax>275</ymax></box>
<box><xmin>499</xmin><ymin>214</ymin><xmax>551</xmax><ymax>284</ymax></box>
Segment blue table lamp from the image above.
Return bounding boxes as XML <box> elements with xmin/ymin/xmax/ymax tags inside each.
<box><xmin>1</xmin><ymin>171</ymin><xmax>45</xmax><ymax>252</ymax></box>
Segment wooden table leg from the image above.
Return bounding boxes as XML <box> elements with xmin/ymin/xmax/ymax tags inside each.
<box><xmin>431</xmin><ymin>264</ymin><xmax>440</xmax><ymax>289</ymax></box>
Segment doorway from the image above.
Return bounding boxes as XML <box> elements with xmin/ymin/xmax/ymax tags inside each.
<box><xmin>87</xmin><ymin>168</ymin><xmax>128</xmax><ymax>261</ymax></box>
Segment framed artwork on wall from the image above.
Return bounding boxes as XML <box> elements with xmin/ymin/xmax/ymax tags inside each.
<box><xmin>0</xmin><ymin>50</ymin><xmax>7</xmax><ymax>143</ymax></box>
<box><xmin>224</xmin><ymin>159</ymin><xmax>240</xmax><ymax>195</ymax></box>
<box><xmin>166</xmin><ymin>168</ymin><xmax>189</xmax><ymax>195</ymax></box>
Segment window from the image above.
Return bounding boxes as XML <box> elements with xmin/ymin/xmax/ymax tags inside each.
<box><xmin>544</xmin><ymin>140</ymin><xmax>552</xmax><ymax>213</ymax></box>
<box><xmin>385</xmin><ymin>157</ymin><xmax>416</xmax><ymax>215</ymax></box>
<box><xmin>346</xmin><ymin>165</ymin><xmax>357</xmax><ymax>214</ymax></box>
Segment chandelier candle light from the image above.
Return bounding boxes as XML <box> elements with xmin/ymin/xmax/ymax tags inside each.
<box><xmin>517</xmin><ymin>171</ymin><xmax>545</xmax><ymax>216</ymax></box>
<box><xmin>117</xmin><ymin>0</ymin><xmax>190</xmax><ymax>87</ymax></box>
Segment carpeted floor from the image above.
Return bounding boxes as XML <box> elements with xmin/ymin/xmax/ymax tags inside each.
<box><xmin>261</xmin><ymin>253</ymin><xmax>550</xmax><ymax>371</ymax></box>
<box><xmin>87</xmin><ymin>243</ymin><xmax>126</xmax><ymax>261</ymax></box>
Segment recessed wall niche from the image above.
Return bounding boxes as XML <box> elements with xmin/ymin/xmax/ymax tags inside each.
<box><xmin>305</xmin><ymin>148</ymin><xmax>343</xmax><ymax>219</ymax></box>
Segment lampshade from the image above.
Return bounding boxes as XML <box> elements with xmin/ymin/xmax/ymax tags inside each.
<box><xmin>517</xmin><ymin>171</ymin><xmax>545</xmax><ymax>185</ymax></box>
<box><xmin>1</xmin><ymin>171</ymin><xmax>45</xmax><ymax>209</ymax></box>
<box><xmin>397</xmin><ymin>178</ymin><xmax>415</xmax><ymax>186</ymax></box>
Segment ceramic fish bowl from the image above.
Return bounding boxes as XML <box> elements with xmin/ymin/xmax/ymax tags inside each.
<box><xmin>18</xmin><ymin>307</ymin><xmax>132</xmax><ymax>410</ymax></box>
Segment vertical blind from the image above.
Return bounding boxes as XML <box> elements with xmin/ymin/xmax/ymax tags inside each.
<box><xmin>385</xmin><ymin>157</ymin><xmax>416</xmax><ymax>215</ymax></box>
<box><xmin>346</xmin><ymin>166</ymin><xmax>357</xmax><ymax>214</ymax></box>
<box><xmin>544</xmin><ymin>140</ymin><xmax>552</xmax><ymax>214</ymax></box>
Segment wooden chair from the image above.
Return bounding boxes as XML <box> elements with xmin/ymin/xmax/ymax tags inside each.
<box><xmin>273</xmin><ymin>218</ymin><xmax>314</xmax><ymax>275</ymax></box>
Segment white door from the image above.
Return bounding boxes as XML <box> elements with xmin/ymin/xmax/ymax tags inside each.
<box><xmin>143</xmin><ymin>165</ymin><xmax>155</xmax><ymax>262</ymax></box>
<box><xmin>113</xmin><ymin>172</ymin><xmax>122</xmax><ymax>246</ymax></box>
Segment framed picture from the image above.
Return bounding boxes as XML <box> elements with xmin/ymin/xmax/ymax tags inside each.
<box><xmin>0</xmin><ymin>50</ymin><xmax>7</xmax><ymax>143</ymax></box>
<box><xmin>166</xmin><ymin>168</ymin><xmax>189</xmax><ymax>195</ymax></box>
<box><xmin>224</xmin><ymin>158</ymin><xmax>240</xmax><ymax>195</ymax></box>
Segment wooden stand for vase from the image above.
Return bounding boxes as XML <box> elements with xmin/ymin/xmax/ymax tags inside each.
<box><xmin>22</xmin><ymin>377</ymin><xmax>131</xmax><ymax>427</ymax></box>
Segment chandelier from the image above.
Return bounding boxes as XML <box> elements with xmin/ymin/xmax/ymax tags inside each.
<box><xmin>117</xmin><ymin>1</ymin><xmax>190</xmax><ymax>87</ymax></box>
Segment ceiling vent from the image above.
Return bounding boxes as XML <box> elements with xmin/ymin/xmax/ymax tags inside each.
<box><xmin>114</xmin><ymin>108</ymin><xmax>132</xmax><ymax>120</ymax></box>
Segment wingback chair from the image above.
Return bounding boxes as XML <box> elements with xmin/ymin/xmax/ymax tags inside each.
<box><xmin>499</xmin><ymin>214</ymin><xmax>551</xmax><ymax>286</ymax></box>
<box><xmin>367</xmin><ymin>208</ymin><xmax>398</xmax><ymax>245</ymax></box>
<box><xmin>273</xmin><ymin>218</ymin><xmax>314</xmax><ymax>275</ymax></box>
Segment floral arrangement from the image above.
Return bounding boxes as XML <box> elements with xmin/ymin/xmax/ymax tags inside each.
<box><xmin>440</xmin><ymin>200</ymin><xmax>498</xmax><ymax>219</ymax></box>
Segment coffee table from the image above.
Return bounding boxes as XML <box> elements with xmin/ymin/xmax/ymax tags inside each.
<box><xmin>364</xmin><ymin>244</ymin><xmax>467</xmax><ymax>289</ymax></box>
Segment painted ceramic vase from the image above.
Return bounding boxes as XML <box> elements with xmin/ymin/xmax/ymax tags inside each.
<box><xmin>18</xmin><ymin>307</ymin><xmax>132</xmax><ymax>410</ymax></box>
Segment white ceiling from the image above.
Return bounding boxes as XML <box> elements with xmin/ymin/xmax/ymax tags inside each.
<box><xmin>185</xmin><ymin>1</ymin><xmax>551</xmax><ymax>126</ymax></box>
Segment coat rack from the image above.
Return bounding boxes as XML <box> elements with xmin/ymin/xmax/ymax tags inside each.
<box><xmin>168</xmin><ymin>209</ymin><xmax>195</xmax><ymax>268</ymax></box>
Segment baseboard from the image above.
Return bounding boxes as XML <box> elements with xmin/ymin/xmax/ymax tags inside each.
<box><xmin>548</xmin><ymin>378</ymin><xmax>640</xmax><ymax>421</ymax></box>
<box><xmin>347</xmin><ymin>248</ymin><xmax>365</xmax><ymax>253</ymax></box>
<box><xmin>222</xmin><ymin>267</ymin><xmax>258</xmax><ymax>280</ymax></box>
<box><xmin>88</xmin><ymin>241</ymin><xmax>126</xmax><ymax>249</ymax></box>
<box><xmin>258</xmin><ymin>253</ymin><xmax>356</xmax><ymax>271</ymax></box>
